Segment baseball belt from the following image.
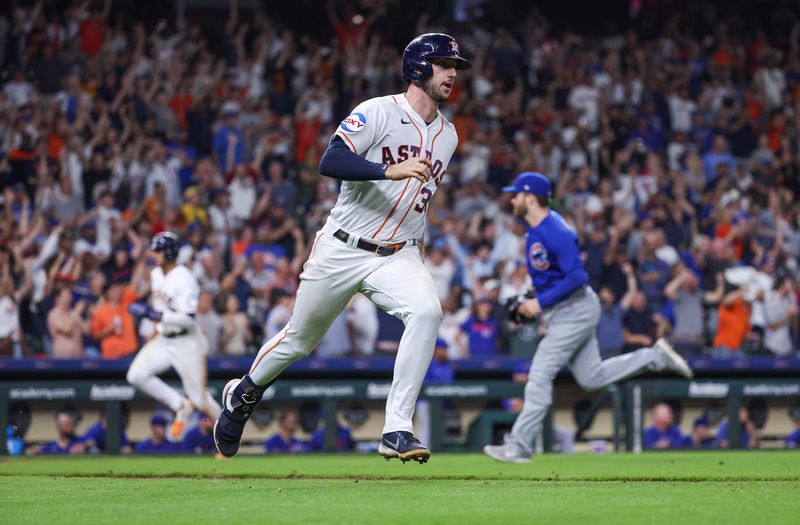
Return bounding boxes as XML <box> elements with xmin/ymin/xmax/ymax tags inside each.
<box><xmin>333</xmin><ymin>229</ymin><xmax>406</xmax><ymax>257</ymax></box>
<box><xmin>162</xmin><ymin>328</ymin><xmax>191</xmax><ymax>338</ymax></box>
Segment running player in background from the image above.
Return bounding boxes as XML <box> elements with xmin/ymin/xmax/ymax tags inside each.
<box><xmin>483</xmin><ymin>172</ymin><xmax>693</xmax><ymax>463</ymax></box>
<box><xmin>126</xmin><ymin>232</ymin><xmax>222</xmax><ymax>440</ymax></box>
<box><xmin>214</xmin><ymin>33</ymin><xmax>471</xmax><ymax>463</ymax></box>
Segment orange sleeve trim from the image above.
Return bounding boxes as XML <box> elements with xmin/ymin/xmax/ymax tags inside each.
<box><xmin>335</xmin><ymin>131</ymin><xmax>359</xmax><ymax>155</ymax></box>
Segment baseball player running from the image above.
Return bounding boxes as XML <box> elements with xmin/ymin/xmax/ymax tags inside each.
<box><xmin>483</xmin><ymin>172</ymin><xmax>693</xmax><ymax>463</ymax></box>
<box><xmin>126</xmin><ymin>232</ymin><xmax>222</xmax><ymax>440</ymax></box>
<box><xmin>214</xmin><ymin>33</ymin><xmax>470</xmax><ymax>463</ymax></box>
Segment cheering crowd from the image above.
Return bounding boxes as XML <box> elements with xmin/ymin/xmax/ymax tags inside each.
<box><xmin>0</xmin><ymin>0</ymin><xmax>799</xmax><ymax>362</ymax></box>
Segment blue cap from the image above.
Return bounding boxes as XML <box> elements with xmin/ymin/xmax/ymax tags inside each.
<box><xmin>435</xmin><ymin>338</ymin><xmax>449</xmax><ymax>349</ymax></box>
<box><xmin>150</xmin><ymin>414</ymin><xmax>168</xmax><ymax>427</ymax></box>
<box><xmin>693</xmin><ymin>416</ymin><xmax>710</xmax><ymax>428</ymax></box>
<box><xmin>502</xmin><ymin>172</ymin><xmax>551</xmax><ymax>196</ymax></box>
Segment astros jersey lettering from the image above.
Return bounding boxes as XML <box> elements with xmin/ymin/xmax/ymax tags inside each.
<box><xmin>241</xmin><ymin>93</ymin><xmax>459</xmax><ymax>439</ymax></box>
<box><xmin>332</xmin><ymin>94</ymin><xmax>458</xmax><ymax>242</ymax></box>
<box><xmin>215</xmin><ymin>32</ymin><xmax>476</xmax><ymax>462</ymax></box>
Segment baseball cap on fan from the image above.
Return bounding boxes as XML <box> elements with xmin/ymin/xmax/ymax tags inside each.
<box><xmin>221</xmin><ymin>100</ymin><xmax>240</xmax><ymax>117</ymax></box>
<box><xmin>502</xmin><ymin>172</ymin><xmax>551</xmax><ymax>197</ymax></box>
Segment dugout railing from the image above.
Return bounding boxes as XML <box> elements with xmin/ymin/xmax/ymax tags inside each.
<box><xmin>0</xmin><ymin>379</ymin><xmax>627</xmax><ymax>455</ymax></box>
<box><xmin>3</xmin><ymin>377</ymin><xmax>799</xmax><ymax>455</ymax></box>
<box><xmin>624</xmin><ymin>378</ymin><xmax>800</xmax><ymax>452</ymax></box>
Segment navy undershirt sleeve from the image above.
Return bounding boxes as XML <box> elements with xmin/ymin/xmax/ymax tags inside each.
<box><xmin>319</xmin><ymin>137</ymin><xmax>388</xmax><ymax>181</ymax></box>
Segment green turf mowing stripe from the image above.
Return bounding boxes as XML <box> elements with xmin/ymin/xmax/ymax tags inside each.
<box><xmin>2</xmin><ymin>476</ymin><xmax>799</xmax><ymax>525</ymax></box>
<box><xmin>1</xmin><ymin>451</ymin><xmax>799</xmax><ymax>482</ymax></box>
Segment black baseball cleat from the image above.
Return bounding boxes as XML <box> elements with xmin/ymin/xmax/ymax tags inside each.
<box><xmin>378</xmin><ymin>431</ymin><xmax>431</xmax><ymax>464</ymax></box>
<box><xmin>213</xmin><ymin>376</ymin><xmax>267</xmax><ymax>458</ymax></box>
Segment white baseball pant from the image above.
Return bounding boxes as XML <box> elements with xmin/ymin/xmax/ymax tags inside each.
<box><xmin>127</xmin><ymin>331</ymin><xmax>222</xmax><ymax>419</ymax></box>
<box><xmin>248</xmin><ymin>223</ymin><xmax>442</xmax><ymax>434</ymax></box>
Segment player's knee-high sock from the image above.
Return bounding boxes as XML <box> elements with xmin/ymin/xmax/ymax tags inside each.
<box><xmin>382</xmin><ymin>302</ymin><xmax>441</xmax><ymax>434</ymax></box>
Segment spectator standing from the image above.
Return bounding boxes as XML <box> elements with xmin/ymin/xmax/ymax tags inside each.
<box><xmin>623</xmin><ymin>291</ymin><xmax>656</xmax><ymax>353</ymax></box>
<box><xmin>636</xmin><ymin>244</ymin><xmax>671</xmax><ymax>313</ymax></box>
<box><xmin>196</xmin><ymin>291</ymin><xmax>222</xmax><ymax>356</ymax></box>
<box><xmin>79</xmin><ymin>1</ymin><xmax>110</xmax><ymax>58</ymax></box>
<box><xmin>596</xmin><ymin>262</ymin><xmax>636</xmax><ymax>359</ymax></box>
<box><xmin>214</xmin><ymin>101</ymin><xmax>244</xmax><ymax>174</ymax></box>
<box><xmin>702</xmin><ymin>135</ymin><xmax>737</xmax><ymax>184</ymax></box>
<box><xmin>424</xmin><ymin>239</ymin><xmax>456</xmax><ymax>303</ymax></box>
<box><xmin>712</xmin><ymin>280</ymin><xmax>751</xmax><ymax>358</ymax></box>
<box><xmin>460</xmin><ymin>297</ymin><xmax>501</xmax><ymax>357</ymax></box>
<box><xmin>221</xmin><ymin>294</ymin><xmax>251</xmax><ymax>356</ymax></box>
<box><xmin>763</xmin><ymin>272</ymin><xmax>798</xmax><ymax>357</ymax></box>
<box><xmin>663</xmin><ymin>270</ymin><xmax>724</xmax><ymax>354</ymax></box>
<box><xmin>764</xmin><ymin>270</ymin><xmax>798</xmax><ymax>357</ymax></box>
<box><xmin>90</xmin><ymin>280</ymin><xmax>138</xmax><ymax>359</ymax></box>
<box><xmin>208</xmin><ymin>188</ymin><xmax>236</xmax><ymax>250</ymax></box>
<box><xmin>180</xmin><ymin>186</ymin><xmax>208</xmax><ymax>227</ymax></box>
<box><xmin>0</xmin><ymin>252</ymin><xmax>28</xmax><ymax>357</ymax></box>
<box><xmin>46</xmin><ymin>287</ymin><xmax>87</xmax><ymax>358</ymax></box>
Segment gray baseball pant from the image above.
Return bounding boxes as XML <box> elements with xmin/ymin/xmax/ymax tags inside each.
<box><xmin>510</xmin><ymin>287</ymin><xmax>668</xmax><ymax>454</ymax></box>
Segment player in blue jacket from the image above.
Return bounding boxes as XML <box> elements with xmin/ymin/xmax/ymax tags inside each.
<box><xmin>483</xmin><ymin>172</ymin><xmax>693</xmax><ymax>463</ymax></box>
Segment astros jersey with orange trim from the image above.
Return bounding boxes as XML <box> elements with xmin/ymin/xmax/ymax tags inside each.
<box><xmin>331</xmin><ymin>94</ymin><xmax>458</xmax><ymax>243</ymax></box>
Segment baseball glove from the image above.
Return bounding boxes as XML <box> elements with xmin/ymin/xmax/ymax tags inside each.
<box><xmin>505</xmin><ymin>290</ymin><xmax>538</xmax><ymax>324</ymax></box>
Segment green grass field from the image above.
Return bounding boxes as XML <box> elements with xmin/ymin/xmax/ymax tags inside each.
<box><xmin>2</xmin><ymin>452</ymin><xmax>799</xmax><ymax>524</ymax></box>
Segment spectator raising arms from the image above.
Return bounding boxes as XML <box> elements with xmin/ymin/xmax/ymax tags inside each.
<box><xmin>0</xmin><ymin>0</ymin><xmax>799</xmax><ymax>366</ymax></box>
<box><xmin>47</xmin><ymin>288</ymin><xmax>88</xmax><ymax>359</ymax></box>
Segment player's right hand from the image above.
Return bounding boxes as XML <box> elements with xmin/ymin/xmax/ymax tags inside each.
<box><xmin>385</xmin><ymin>157</ymin><xmax>432</xmax><ymax>184</ymax></box>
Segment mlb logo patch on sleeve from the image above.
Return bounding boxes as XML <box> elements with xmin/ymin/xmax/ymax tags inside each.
<box><xmin>340</xmin><ymin>112</ymin><xmax>367</xmax><ymax>133</ymax></box>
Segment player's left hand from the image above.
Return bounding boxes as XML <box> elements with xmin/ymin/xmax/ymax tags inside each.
<box><xmin>128</xmin><ymin>302</ymin><xmax>162</xmax><ymax>321</ymax></box>
<box><xmin>518</xmin><ymin>298</ymin><xmax>541</xmax><ymax>319</ymax></box>
<box><xmin>385</xmin><ymin>157</ymin><xmax>432</xmax><ymax>184</ymax></box>
<box><xmin>505</xmin><ymin>291</ymin><xmax>538</xmax><ymax>323</ymax></box>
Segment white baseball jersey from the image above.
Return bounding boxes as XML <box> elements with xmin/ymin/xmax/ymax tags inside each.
<box><xmin>247</xmin><ymin>92</ymin><xmax>462</xmax><ymax>436</ymax></box>
<box><xmin>128</xmin><ymin>263</ymin><xmax>220</xmax><ymax>419</ymax></box>
<box><xmin>150</xmin><ymin>265</ymin><xmax>199</xmax><ymax>335</ymax></box>
<box><xmin>332</xmin><ymin>93</ymin><xmax>459</xmax><ymax>243</ymax></box>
